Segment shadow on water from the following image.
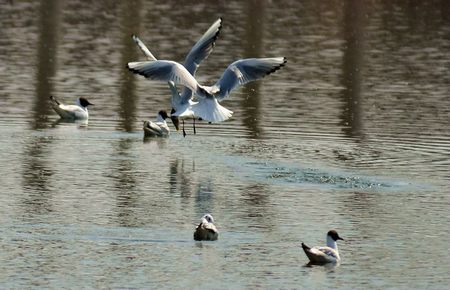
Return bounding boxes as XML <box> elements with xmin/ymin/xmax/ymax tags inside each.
<box><xmin>303</xmin><ymin>261</ymin><xmax>340</xmax><ymax>271</ymax></box>
<box><xmin>240</xmin><ymin>0</ymin><xmax>266</xmax><ymax>139</ymax></box>
<box><xmin>339</xmin><ymin>0</ymin><xmax>365</xmax><ymax>140</ymax></box>
<box><xmin>143</xmin><ymin>135</ymin><xmax>169</xmax><ymax>147</ymax></box>
<box><xmin>117</xmin><ymin>0</ymin><xmax>142</xmax><ymax>132</ymax></box>
<box><xmin>20</xmin><ymin>135</ymin><xmax>54</xmax><ymax>217</ymax></box>
<box><xmin>33</xmin><ymin>0</ymin><xmax>61</xmax><ymax>129</ymax></box>
<box><xmin>238</xmin><ymin>183</ymin><xmax>277</xmax><ymax>232</ymax></box>
<box><xmin>108</xmin><ymin>138</ymin><xmax>140</xmax><ymax>227</ymax></box>
<box><xmin>195</xmin><ymin>178</ymin><xmax>216</xmax><ymax>217</ymax></box>
<box><xmin>19</xmin><ymin>0</ymin><xmax>60</xmax><ymax>219</ymax></box>
<box><xmin>50</xmin><ymin>118</ymin><xmax>89</xmax><ymax>128</ymax></box>
<box><xmin>169</xmin><ymin>158</ymin><xmax>196</xmax><ymax>198</ymax></box>
<box><xmin>168</xmin><ymin>157</ymin><xmax>217</xmax><ymax>216</ymax></box>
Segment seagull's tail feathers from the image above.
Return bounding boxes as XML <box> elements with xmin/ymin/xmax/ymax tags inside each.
<box><xmin>49</xmin><ymin>95</ymin><xmax>60</xmax><ymax>106</ymax></box>
<box><xmin>301</xmin><ymin>242</ymin><xmax>311</xmax><ymax>252</ymax></box>
<box><xmin>192</xmin><ymin>97</ymin><xmax>233</xmax><ymax>123</ymax></box>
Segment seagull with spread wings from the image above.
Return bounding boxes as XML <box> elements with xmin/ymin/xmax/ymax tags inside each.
<box><xmin>128</xmin><ymin>19</ymin><xmax>287</xmax><ymax>131</ymax></box>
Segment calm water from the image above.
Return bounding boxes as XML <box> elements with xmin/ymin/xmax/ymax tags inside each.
<box><xmin>1</xmin><ymin>0</ymin><xmax>449</xmax><ymax>289</ymax></box>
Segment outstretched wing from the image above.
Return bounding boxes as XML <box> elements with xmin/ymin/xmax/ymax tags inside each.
<box><xmin>127</xmin><ymin>60</ymin><xmax>200</xmax><ymax>93</ymax></box>
<box><xmin>184</xmin><ymin>18</ymin><xmax>222</xmax><ymax>76</ymax></box>
<box><xmin>211</xmin><ymin>57</ymin><xmax>287</xmax><ymax>101</ymax></box>
<box><xmin>179</xmin><ymin>18</ymin><xmax>222</xmax><ymax>105</ymax></box>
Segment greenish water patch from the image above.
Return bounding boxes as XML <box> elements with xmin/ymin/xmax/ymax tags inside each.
<box><xmin>223</xmin><ymin>156</ymin><xmax>421</xmax><ymax>191</ymax></box>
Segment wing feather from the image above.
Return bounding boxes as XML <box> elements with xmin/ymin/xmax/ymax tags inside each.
<box><xmin>132</xmin><ymin>35</ymin><xmax>157</xmax><ymax>61</ymax></box>
<box><xmin>213</xmin><ymin>57</ymin><xmax>287</xmax><ymax>101</ymax></box>
<box><xmin>184</xmin><ymin>18</ymin><xmax>222</xmax><ymax>75</ymax></box>
<box><xmin>127</xmin><ymin>60</ymin><xmax>200</xmax><ymax>93</ymax></box>
<box><xmin>317</xmin><ymin>246</ymin><xmax>339</xmax><ymax>259</ymax></box>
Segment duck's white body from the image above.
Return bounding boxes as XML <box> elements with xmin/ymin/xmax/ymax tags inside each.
<box><xmin>143</xmin><ymin>111</ymin><xmax>170</xmax><ymax>137</ymax></box>
<box><xmin>302</xmin><ymin>230</ymin><xmax>344</xmax><ymax>265</ymax></box>
<box><xmin>193</xmin><ymin>214</ymin><xmax>218</xmax><ymax>241</ymax></box>
<box><xmin>50</xmin><ymin>96</ymin><xmax>92</xmax><ymax>120</ymax></box>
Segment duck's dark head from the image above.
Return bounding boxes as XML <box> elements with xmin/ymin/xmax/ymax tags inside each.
<box><xmin>79</xmin><ymin>97</ymin><xmax>94</xmax><ymax>108</ymax></box>
<box><xmin>327</xmin><ymin>230</ymin><xmax>344</xmax><ymax>241</ymax></box>
<box><xmin>158</xmin><ymin>110</ymin><xmax>169</xmax><ymax>120</ymax></box>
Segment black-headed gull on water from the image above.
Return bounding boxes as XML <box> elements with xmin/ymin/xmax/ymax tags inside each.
<box><xmin>301</xmin><ymin>230</ymin><xmax>344</xmax><ymax>265</ymax></box>
<box><xmin>193</xmin><ymin>213</ymin><xmax>219</xmax><ymax>241</ymax></box>
<box><xmin>143</xmin><ymin>110</ymin><xmax>170</xmax><ymax>138</ymax></box>
<box><xmin>132</xmin><ymin>18</ymin><xmax>222</xmax><ymax>137</ymax></box>
<box><xmin>49</xmin><ymin>95</ymin><xmax>93</xmax><ymax>120</ymax></box>
<box><xmin>127</xmin><ymin>21</ymin><xmax>286</xmax><ymax>126</ymax></box>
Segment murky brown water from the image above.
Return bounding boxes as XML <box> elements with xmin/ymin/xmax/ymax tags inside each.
<box><xmin>0</xmin><ymin>0</ymin><xmax>449</xmax><ymax>288</ymax></box>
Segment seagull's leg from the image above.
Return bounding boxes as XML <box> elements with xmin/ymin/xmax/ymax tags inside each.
<box><xmin>182</xmin><ymin>120</ymin><xmax>186</xmax><ymax>138</ymax></box>
<box><xmin>193</xmin><ymin>118</ymin><xmax>196</xmax><ymax>135</ymax></box>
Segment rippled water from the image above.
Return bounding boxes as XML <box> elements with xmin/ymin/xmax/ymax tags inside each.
<box><xmin>0</xmin><ymin>0</ymin><xmax>449</xmax><ymax>288</ymax></box>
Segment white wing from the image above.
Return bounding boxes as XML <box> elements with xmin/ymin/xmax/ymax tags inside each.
<box><xmin>184</xmin><ymin>18</ymin><xmax>222</xmax><ymax>75</ymax></box>
<box><xmin>315</xmin><ymin>246</ymin><xmax>339</xmax><ymax>260</ymax></box>
<box><xmin>211</xmin><ymin>57</ymin><xmax>287</xmax><ymax>101</ymax></box>
<box><xmin>127</xmin><ymin>60</ymin><xmax>200</xmax><ymax>93</ymax></box>
<box><xmin>132</xmin><ymin>35</ymin><xmax>157</xmax><ymax>61</ymax></box>
<box><xmin>178</xmin><ymin>18</ymin><xmax>222</xmax><ymax>107</ymax></box>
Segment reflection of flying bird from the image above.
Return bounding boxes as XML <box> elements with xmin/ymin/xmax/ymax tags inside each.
<box><xmin>193</xmin><ymin>213</ymin><xmax>219</xmax><ymax>241</ymax></box>
<box><xmin>301</xmin><ymin>230</ymin><xmax>344</xmax><ymax>265</ymax></box>
<box><xmin>49</xmin><ymin>95</ymin><xmax>93</xmax><ymax>120</ymax></box>
<box><xmin>143</xmin><ymin>110</ymin><xmax>170</xmax><ymax>137</ymax></box>
<box><xmin>132</xmin><ymin>18</ymin><xmax>222</xmax><ymax>137</ymax></box>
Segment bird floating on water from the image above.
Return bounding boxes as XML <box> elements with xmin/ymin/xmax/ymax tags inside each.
<box><xmin>132</xmin><ymin>18</ymin><xmax>222</xmax><ymax>137</ymax></box>
<box><xmin>127</xmin><ymin>19</ymin><xmax>286</xmax><ymax>126</ymax></box>
<box><xmin>143</xmin><ymin>110</ymin><xmax>170</xmax><ymax>138</ymax></box>
<box><xmin>301</xmin><ymin>230</ymin><xmax>344</xmax><ymax>265</ymax></box>
<box><xmin>49</xmin><ymin>95</ymin><xmax>93</xmax><ymax>120</ymax></box>
<box><xmin>193</xmin><ymin>213</ymin><xmax>219</xmax><ymax>241</ymax></box>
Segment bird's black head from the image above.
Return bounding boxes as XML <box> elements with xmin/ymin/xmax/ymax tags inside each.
<box><xmin>79</xmin><ymin>97</ymin><xmax>93</xmax><ymax>107</ymax></box>
<box><xmin>158</xmin><ymin>110</ymin><xmax>169</xmax><ymax>120</ymax></box>
<box><xmin>327</xmin><ymin>230</ymin><xmax>344</xmax><ymax>241</ymax></box>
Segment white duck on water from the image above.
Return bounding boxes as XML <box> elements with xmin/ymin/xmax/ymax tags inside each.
<box><xmin>193</xmin><ymin>214</ymin><xmax>218</xmax><ymax>241</ymax></box>
<box><xmin>127</xmin><ymin>22</ymin><xmax>286</xmax><ymax>126</ymax></box>
<box><xmin>143</xmin><ymin>110</ymin><xmax>170</xmax><ymax>137</ymax></box>
<box><xmin>301</xmin><ymin>230</ymin><xmax>344</xmax><ymax>265</ymax></box>
<box><xmin>132</xmin><ymin>18</ymin><xmax>222</xmax><ymax>137</ymax></box>
<box><xmin>49</xmin><ymin>95</ymin><xmax>93</xmax><ymax>120</ymax></box>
